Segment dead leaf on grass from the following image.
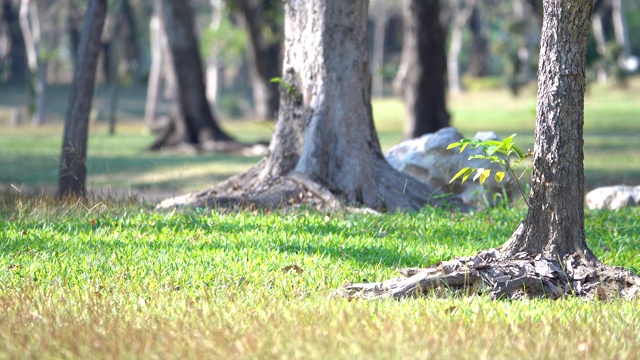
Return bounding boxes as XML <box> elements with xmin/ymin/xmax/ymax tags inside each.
<box><xmin>282</xmin><ymin>265</ymin><xmax>304</xmax><ymax>274</ymax></box>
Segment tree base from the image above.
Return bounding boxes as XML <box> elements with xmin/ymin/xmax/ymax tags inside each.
<box><xmin>335</xmin><ymin>249</ymin><xmax>640</xmax><ymax>300</ymax></box>
<box><xmin>158</xmin><ymin>169</ymin><xmax>346</xmax><ymax>212</ymax></box>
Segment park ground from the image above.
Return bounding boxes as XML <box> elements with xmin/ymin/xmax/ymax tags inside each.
<box><xmin>0</xmin><ymin>80</ymin><xmax>639</xmax><ymax>358</ymax></box>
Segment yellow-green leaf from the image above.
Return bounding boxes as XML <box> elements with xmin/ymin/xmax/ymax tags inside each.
<box><xmin>495</xmin><ymin>171</ymin><xmax>505</xmax><ymax>183</ymax></box>
<box><xmin>450</xmin><ymin>167</ymin><xmax>473</xmax><ymax>184</ymax></box>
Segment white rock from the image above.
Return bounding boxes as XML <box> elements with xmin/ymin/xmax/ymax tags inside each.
<box><xmin>585</xmin><ymin>185</ymin><xmax>640</xmax><ymax>210</ymax></box>
<box><xmin>385</xmin><ymin>127</ymin><xmax>519</xmax><ymax>207</ymax></box>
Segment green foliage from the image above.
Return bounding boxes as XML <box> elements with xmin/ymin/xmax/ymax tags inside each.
<box><xmin>448</xmin><ymin>134</ymin><xmax>532</xmax><ymax>206</ymax></box>
<box><xmin>199</xmin><ymin>16</ymin><xmax>247</xmax><ymax>64</ymax></box>
<box><xmin>0</xmin><ymin>193</ymin><xmax>639</xmax><ymax>357</ymax></box>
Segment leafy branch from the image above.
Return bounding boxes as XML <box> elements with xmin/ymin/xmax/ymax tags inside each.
<box><xmin>447</xmin><ymin>134</ymin><xmax>533</xmax><ymax>207</ymax></box>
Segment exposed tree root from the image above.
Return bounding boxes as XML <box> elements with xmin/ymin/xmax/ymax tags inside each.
<box><xmin>335</xmin><ymin>249</ymin><xmax>640</xmax><ymax>300</ymax></box>
<box><xmin>157</xmin><ymin>170</ymin><xmax>345</xmax><ymax>211</ymax></box>
<box><xmin>157</xmin><ymin>161</ymin><xmax>464</xmax><ymax>213</ymax></box>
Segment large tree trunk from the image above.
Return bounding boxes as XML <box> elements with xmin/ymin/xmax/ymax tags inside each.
<box><xmin>234</xmin><ymin>0</ymin><xmax>281</xmax><ymax>121</ymax></box>
<box><xmin>394</xmin><ymin>0</ymin><xmax>450</xmax><ymax>139</ymax></box>
<box><xmin>152</xmin><ymin>0</ymin><xmax>236</xmax><ymax>151</ymax></box>
<box><xmin>160</xmin><ymin>0</ymin><xmax>459</xmax><ymax>212</ymax></box>
<box><xmin>2</xmin><ymin>0</ymin><xmax>27</xmax><ymax>83</ymax></box>
<box><xmin>59</xmin><ymin>0</ymin><xmax>107</xmax><ymax>197</ymax></box>
<box><xmin>338</xmin><ymin>0</ymin><xmax>640</xmax><ymax>301</ymax></box>
<box><xmin>498</xmin><ymin>0</ymin><xmax>594</xmax><ymax>260</ymax></box>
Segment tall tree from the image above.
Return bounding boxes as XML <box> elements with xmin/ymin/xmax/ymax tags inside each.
<box><xmin>394</xmin><ymin>0</ymin><xmax>450</xmax><ymax>139</ymax></box>
<box><xmin>160</xmin><ymin>0</ymin><xmax>457</xmax><ymax>212</ymax></box>
<box><xmin>233</xmin><ymin>0</ymin><xmax>282</xmax><ymax>121</ymax></box>
<box><xmin>19</xmin><ymin>0</ymin><xmax>46</xmax><ymax>125</ymax></box>
<box><xmin>151</xmin><ymin>0</ymin><xmax>237</xmax><ymax>151</ymax></box>
<box><xmin>340</xmin><ymin>0</ymin><xmax>640</xmax><ymax>300</ymax></box>
<box><xmin>2</xmin><ymin>0</ymin><xmax>27</xmax><ymax>83</ymax></box>
<box><xmin>59</xmin><ymin>0</ymin><xmax>107</xmax><ymax>197</ymax></box>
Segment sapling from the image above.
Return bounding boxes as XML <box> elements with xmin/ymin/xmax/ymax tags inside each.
<box><xmin>447</xmin><ymin>134</ymin><xmax>533</xmax><ymax>207</ymax></box>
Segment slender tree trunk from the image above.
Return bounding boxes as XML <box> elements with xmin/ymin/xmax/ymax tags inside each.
<box><xmin>447</xmin><ymin>0</ymin><xmax>476</xmax><ymax>94</ymax></box>
<box><xmin>59</xmin><ymin>0</ymin><xmax>107</xmax><ymax>197</ymax></box>
<box><xmin>235</xmin><ymin>0</ymin><xmax>281</xmax><ymax>121</ymax></box>
<box><xmin>152</xmin><ymin>0</ymin><xmax>234</xmax><ymax>151</ymax></box>
<box><xmin>19</xmin><ymin>0</ymin><xmax>46</xmax><ymax>125</ymax></box>
<box><xmin>370</xmin><ymin>12</ymin><xmax>387</xmax><ymax>97</ymax></box>
<box><xmin>499</xmin><ymin>0</ymin><xmax>595</xmax><ymax>260</ymax></box>
<box><xmin>205</xmin><ymin>0</ymin><xmax>224</xmax><ymax>106</ymax></box>
<box><xmin>2</xmin><ymin>0</ymin><xmax>27</xmax><ymax>83</ymax></box>
<box><xmin>592</xmin><ymin>3</ymin><xmax>609</xmax><ymax>83</ymax></box>
<box><xmin>118</xmin><ymin>0</ymin><xmax>141</xmax><ymax>80</ymax></box>
<box><xmin>467</xmin><ymin>4</ymin><xmax>489</xmax><ymax>78</ymax></box>
<box><xmin>144</xmin><ymin>10</ymin><xmax>162</xmax><ymax>127</ymax></box>
<box><xmin>107</xmin><ymin>0</ymin><xmax>123</xmax><ymax>135</ymax></box>
<box><xmin>394</xmin><ymin>0</ymin><xmax>450</xmax><ymax>139</ymax></box>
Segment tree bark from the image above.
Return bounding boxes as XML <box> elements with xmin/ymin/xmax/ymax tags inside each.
<box><xmin>2</xmin><ymin>0</ymin><xmax>27</xmax><ymax>83</ymax></box>
<box><xmin>144</xmin><ymin>9</ymin><xmax>163</xmax><ymax>127</ymax></box>
<box><xmin>163</xmin><ymin>0</ymin><xmax>459</xmax><ymax>212</ymax></box>
<box><xmin>394</xmin><ymin>0</ymin><xmax>450</xmax><ymax>139</ymax></box>
<box><xmin>234</xmin><ymin>0</ymin><xmax>281</xmax><ymax>121</ymax></box>
<box><xmin>152</xmin><ymin>0</ymin><xmax>235</xmax><ymax>151</ymax></box>
<box><xmin>499</xmin><ymin>0</ymin><xmax>595</xmax><ymax>260</ymax></box>
<box><xmin>59</xmin><ymin>0</ymin><xmax>107</xmax><ymax>197</ymax></box>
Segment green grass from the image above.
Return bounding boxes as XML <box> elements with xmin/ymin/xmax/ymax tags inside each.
<box><xmin>1</xmin><ymin>81</ymin><xmax>640</xmax><ymax>357</ymax></box>
<box><xmin>1</xmin><ymin>195</ymin><xmax>639</xmax><ymax>358</ymax></box>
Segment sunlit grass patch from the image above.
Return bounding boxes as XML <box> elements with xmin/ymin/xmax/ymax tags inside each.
<box><xmin>1</xmin><ymin>193</ymin><xmax>639</xmax><ymax>358</ymax></box>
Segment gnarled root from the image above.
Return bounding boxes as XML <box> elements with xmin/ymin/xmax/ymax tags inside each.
<box><xmin>336</xmin><ymin>249</ymin><xmax>640</xmax><ymax>300</ymax></box>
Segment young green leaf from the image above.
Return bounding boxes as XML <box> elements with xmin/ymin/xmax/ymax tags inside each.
<box><xmin>450</xmin><ymin>167</ymin><xmax>473</xmax><ymax>184</ymax></box>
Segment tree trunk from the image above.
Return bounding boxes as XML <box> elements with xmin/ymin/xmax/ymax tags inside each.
<box><xmin>370</xmin><ymin>12</ymin><xmax>387</xmax><ymax>97</ymax></box>
<box><xmin>394</xmin><ymin>0</ymin><xmax>450</xmax><ymax>139</ymax></box>
<box><xmin>205</xmin><ymin>0</ymin><xmax>224</xmax><ymax>106</ymax></box>
<box><xmin>338</xmin><ymin>0</ymin><xmax>640</xmax><ymax>301</ymax></box>
<box><xmin>118</xmin><ymin>0</ymin><xmax>141</xmax><ymax>80</ymax></box>
<box><xmin>234</xmin><ymin>0</ymin><xmax>281</xmax><ymax>121</ymax></box>
<box><xmin>162</xmin><ymin>0</ymin><xmax>459</xmax><ymax>212</ymax></box>
<box><xmin>499</xmin><ymin>0</ymin><xmax>595</xmax><ymax>260</ymax></box>
<box><xmin>144</xmin><ymin>9</ymin><xmax>162</xmax><ymax>127</ymax></box>
<box><xmin>19</xmin><ymin>0</ymin><xmax>46</xmax><ymax>125</ymax></box>
<box><xmin>59</xmin><ymin>0</ymin><xmax>107</xmax><ymax>197</ymax></box>
<box><xmin>466</xmin><ymin>4</ymin><xmax>489</xmax><ymax>78</ymax></box>
<box><xmin>107</xmin><ymin>0</ymin><xmax>123</xmax><ymax>135</ymax></box>
<box><xmin>447</xmin><ymin>0</ymin><xmax>476</xmax><ymax>94</ymax></box>
<box><xmin>152</xmin><ymin>0</ymin><xmax>235</xmax><ymax>151</ymax></box>
<box><xmin>2</xmin><ymin>0</ymin><xmax>27</xmax><ymax>83</ymax></box>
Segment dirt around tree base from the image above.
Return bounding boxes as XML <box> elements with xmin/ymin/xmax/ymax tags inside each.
<box><xmin>335</xmin><ymin>249</ymin><xmax>640</xmax><ymax>300</ymax></box>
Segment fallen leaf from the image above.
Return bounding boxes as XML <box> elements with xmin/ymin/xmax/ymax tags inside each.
<box><xmin>282</xmin><ymin>265</ymin><xmax>304</xmax><ymax>274</ymax></box>
<box><xmin>445</xmin><ymin>306</ymin><xmax>458</xmax><ymax>315</ymax></box>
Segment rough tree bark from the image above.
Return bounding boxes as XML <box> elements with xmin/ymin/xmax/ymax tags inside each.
<box><xmin>159</xmin><ymin>0</ymin><xmax>459</xmax><ymax>212</ymax></box>
<box><xmin>234</xmin><ymin>0</ymin><xmax>281</xmax><ymax>121</ymax></box>
<box><xmin>58</xmin><ymin>0</ymin><xmax>107</xmax><ymax>197</ymax></box>
<box><xmin>338</xmin><ymin>0</ymin><xmax>640</xmax><ymax>301</ymax></box>
<box><xmin>394</xmin><ymin>0</ymin><xmax>450</xmax><ymax>139</ymax></box>
<box><xmin>151</xmin><ymin>0</ymin><xmax>241</xmax><ymax>152</ymax></box>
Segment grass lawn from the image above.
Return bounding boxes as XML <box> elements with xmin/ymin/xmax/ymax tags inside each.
<box><xmin>1</xmin><ymin>195</ymin><xmax>639</xmax><ymax>358</ymax></box>
<box><xmin>1</xmin><ymin>80</ymin><xmax>640</xmax><ymax>357</ymax></box>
